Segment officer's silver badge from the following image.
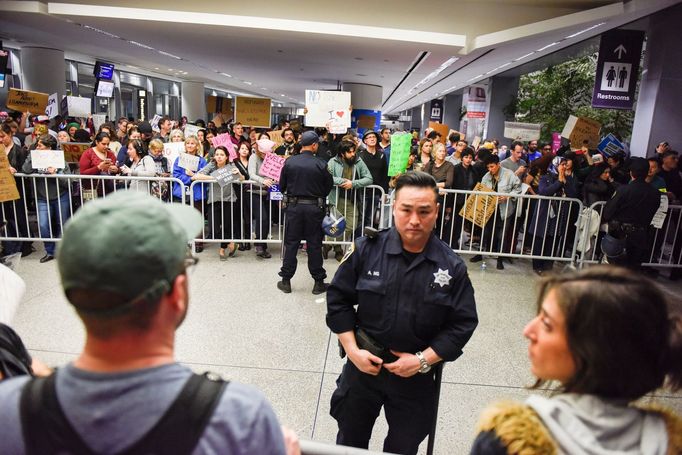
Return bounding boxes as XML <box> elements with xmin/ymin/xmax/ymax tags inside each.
<box><xmin>432</xmin><ymin>268</ymin><xmax>452</xmax><ymax>287</ymax></box>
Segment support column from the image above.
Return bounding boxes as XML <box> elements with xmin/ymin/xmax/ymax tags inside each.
<box><xmin>181</xmin><ymin>81</ymin><xmax>206</xmax><ymax>123</ymax></box>
<box><xmin>20</xmin><ymin>47</ymin><xmax>66</xmax><ymax>101</ymax></box>
<box><xmin>485</xmin><ymin>75</ymin><xmax>519</xmax><ymax>144</ymax></box>
<box><xmin>442</xmin><ymin>93</ymin><xmax>463</xmax><ymax>132</ymax></box>
<box><xmin>342</xmin><ymin>82</ymin><xmax>382</xmax><ymax>133</ymax></box>
<box><xmin>631</xmin><ymin>3</ymin><xmax>682</xmax><ymax>157</ymax></box>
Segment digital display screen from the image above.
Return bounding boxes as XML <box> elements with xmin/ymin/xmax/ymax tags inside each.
<box><xmin>94</xmin><ymin>61</ymin><xmax>114</xmax><ymax>80</ymax></box>
<box><xmin>96</xmin><ymin>80</ymin><xmax>114</xmax><ymax>97</ymax></box>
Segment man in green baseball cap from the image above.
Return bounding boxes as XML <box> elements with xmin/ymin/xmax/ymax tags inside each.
<box><xmin>0</xmin><ymin>191</ymin><xmax>298</xmax><ymax>454</ymax></box>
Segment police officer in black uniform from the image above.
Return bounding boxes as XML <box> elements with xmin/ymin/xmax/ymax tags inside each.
<box><xmin>278</xmin><ymin>131</ymin><xmax>334</xmax><ymax>295</ymax></box>
<box><xmin>326</xmin><ymin>171</ymin><xmax>478</xmax><ymax>455</ymax></box>
<box><xmin>603</xmin><ymin>157</ymin><xmax>661</xmax><ymax>269</ymax></box>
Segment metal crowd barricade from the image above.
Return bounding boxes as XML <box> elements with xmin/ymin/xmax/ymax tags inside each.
<box><xmin>300</xmin><ymin>440</ymin><xmax>386</xmax><ymax>455</ymax></box>
<box><xmin>390</xmin><ymin>188</ymin><xmax>586</xmax><ymax>266</ymax></box>
<box><xmin>576</xmin><ymin>201</ymin><xmax>607</xmax><ymax>267</ymax></box>
<box><xmin>325</xmin><ymin>185</ymin><xmax>386</xmax><ymax>246</ymax></box>
<box><xmin>643</xmin><ymin>204</ymin><xmax>682</xmax><ymax>269</ymax></box>
<box><xmin>0</xmin><ymin>173</ymin><xmax>186</xmax><ymax>243</ymax></box>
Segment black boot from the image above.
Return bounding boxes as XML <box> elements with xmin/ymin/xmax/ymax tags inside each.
<box><xmin>312</xmin><ymin>280</ymin><xmax>329</xmax><ymax>295</ymax></box>
<box><xmin>277</xmin><ymin>279</ymin><xmax>292</xmax><ymax>293</ymax></box>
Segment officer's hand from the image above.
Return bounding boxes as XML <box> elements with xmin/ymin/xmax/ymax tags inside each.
<box><xmin>384</xmin><ymin>350</ymin><xmax>420</xmax><ymax>378</ymax></box>
<box><xmin>349</xmin><ymin>349</ymin><xmax>383</xmax><ymax>375</ymax></box>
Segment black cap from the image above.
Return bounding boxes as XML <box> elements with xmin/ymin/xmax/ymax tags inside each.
<box><xmin>363</xmin><ymin>130</ymin><xmax>378</xmax><ymax>141</ymax></box>
<box><xmin>138</xmin><ymin>121</ymin><xmax>153</xmax><ymax>135</ymax></box>
<box><xmin>629</xmin><ymin>157</ymin><xmax>649</xmax><ymax>175</ymax></box>
<box><xmin>299</xmin><ymin>131</ymin><xmax>319</xmax><ymax>146</ymax></box>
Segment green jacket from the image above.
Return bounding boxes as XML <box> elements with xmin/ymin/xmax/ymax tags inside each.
<box><xmin>327</xmin><ymin>156</ymin><xmax>373</xmax><ymax>206</ymax></box>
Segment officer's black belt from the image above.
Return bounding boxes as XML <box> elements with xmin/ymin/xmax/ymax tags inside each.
<box><xmin>287</xmin><ymin>196</ymin><xmax>325</xmax><ymax>205</ymax></box>
<box><xmin>354</xmin><ymin>327</ymin><xmax>399</xmax><ymax>364</ymax></box>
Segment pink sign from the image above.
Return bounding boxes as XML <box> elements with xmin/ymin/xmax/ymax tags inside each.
<box><xmin>211</xmin><ymin>133</ymin><xmax>237</xmax><ymax>160</ymax></box>
<box><xmin>259</xmin><ymin>153</ymin><xmax>285</xmax><ymax>181</ymax></box>
<box><xmin>552</xmin><ymin>132</ymin><xmax>561</xmax><ymax>154</ymax></box>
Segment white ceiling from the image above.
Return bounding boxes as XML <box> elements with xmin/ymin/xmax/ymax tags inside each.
<box><xmin>0</xmin><ymin>0</ymin><xmax>680</xmax><ymax>113</ymax></box>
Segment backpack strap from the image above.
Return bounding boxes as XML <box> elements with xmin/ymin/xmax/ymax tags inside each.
<box><xmin>20</xmin><ymin>371</ymin><xmax>228</xmax><ymax>455</ymax></box>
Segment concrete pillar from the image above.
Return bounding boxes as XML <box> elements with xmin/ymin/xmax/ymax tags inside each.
<box><xmin>20</xmin><ymin>47</ymin><xmax>66</xmax><ymax>101</ymax></box>
<box><xmin>181</xmin><ymin>81</ymin><xmax>206</xmax><ymax>123</ymax></box>
<box><xmin>631</xmin><ymin>3</ymin><xmax>682</xmax><ymax>157</ymax></box>
<box><xmin>485</xmin><ymin>75</ymin><xmax>519</xmax><ymax>145</ymax></box>
<box><xmin>442</xmin><ymin>93</ymin><xmax>463</xmax><ymax>133</ymax></box>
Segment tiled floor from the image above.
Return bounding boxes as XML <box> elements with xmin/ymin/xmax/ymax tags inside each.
<box><xmin>9</xmin><ymin>244</ymin><xmax>682</xmax><ymax>454</ymax></box>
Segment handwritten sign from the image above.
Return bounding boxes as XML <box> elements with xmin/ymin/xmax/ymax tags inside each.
<box><xmin>561</xmin><ymin>115</ymin><xmax>601</xmax><ymax>149</ymax></box>
<box><xmin>211</xmin><ymin>134</ymin><xmax>237</xmax><ymax>160</ymax></box>
<box><xmin>235</xmin><ymin>96</ymin><xmax>271</xmax><ymax>128</ymax></box>
<box><xmin>387</xmin><ymin>133</ymin><xmax>412</xmax><ymax>176</ymax></box>
<box><xmin>31</xmin><ymin>150</ymin><xmax>65</xmax><ymax>169</ymax></box>
<box><xmin>458</xmin><ymin>183</ymin><xmax>497</xmax><ymax>228</ymax></box>
<box><xmin>267</xmin><ymin>129</ymin><xmax>284</xmax><ymax>147</ymax></box>
<box><xmin>184</xmin><ymin>124</ymin><xmax>201</xmax><ymax>138</ymax></box>
<box><xmin>60</xmin><ymin>142</ymin><xmax>90</xmax><ymax>163</ymax></box>
<box><xmin>428</xmin><ymin>121</ymin><xmax>450</xmax><ymax>142</ymax></box>
<box><xmin>177</xmin><ymin>153</ymin><xmax>200</xmax><ymax>172</ymax></box>
<box><xmin>163</xmin><ymin>142</ymin><xmax>185</xmax><ymax>166</ymax></box>
<box><xmin>305</xmin><ymin>90</ymin><xmax>351</xmax><ymax>128</ymax></box>
<box><xmin>64</xmin><ymin>96</ymin><xmax>91</xmax><ymax>117</ymax></box>
<box><xmin>150</xmin><ymin>114</ymin><xmax>162</xmax><ymax>132</ymax></box>
<box><xmin>7</xmin><ymin>88</ymin><xmax>49</xmax><ymax>114</ymax></box>
<box><xmin>92</xmin><ymin>114</ymin><xmax>107</xmax><ymax>132</ymax></box>
<box><xmin>472</xmin><ymin>136</ymin><xmax>482</xmax><ymax>149</ymax></box>
<box><xmin>504</xmin><ymin>122</ymin><xmax>542</xmax><ymax>141</ymax></box>
<box><xmin>210</xmin><ymin>164</ymin><xmax>239</xmax><ymax>188</ymax></box>
<box><xmin>0</xmin><ymin>145</ymin><xmax>20</xmax><ymax>203</ymax></box>
<box><xmin>45</xmin><ymin>93</ymin><xmax>59</xmax><ymax>119</ymax></box>
<box><xmin>259</xmin><ymin>153</ymin><xmax>285</xmax><ymax>181</ymax></box>
<box><xmin>207</xmin><ymin>95</ymin><xmax>233</xmax><ymax>115</ymax></box>
<box><xmin>651</xmin><ymin>194</ymin><xmax>668</xmax><ymax>229</ymax></box>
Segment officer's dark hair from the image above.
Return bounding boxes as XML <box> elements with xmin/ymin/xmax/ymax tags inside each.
<box><xmin>532</xmin><ymin>266</ymin><xmax>682</xmax><ymax>400</ymax></box>
<box><xmin>511</xmin><ymin>140</ymin><xmax>524</xmax><ymax>150</ymax></box>
<box><xmin>448</xmin><ymin>132</ymin><xmax>460</xmax><ymax>143</ymax></box>
<box><xmin>483</xmin><ymin>154</ymin><xmax>500</xmax><ymax>166</ymax></box>
<box><xmin>337</xmin><ymin>140</ymin><xmax>356</xmax><ymax>156</ymax></box>
<box><xmin>394</xmin><ymin>171</ymin><xmax>438</xmax><ymax>203</ymax></box>
<box><xmin>460</xmin><ymin>147</ymin><xmax>475</xmax><ymax>160</ymax></box>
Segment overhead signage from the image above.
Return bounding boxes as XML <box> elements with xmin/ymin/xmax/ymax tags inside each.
<box><xmin>429</xmin><ymin>99</ymin><xmax>444</xmax><ymax>123</ymax></box>
<box><xmin>235</xmin><ymin>96</ymin><xmax>271</xmax><ymax>128</ymax></box>
<box><xmin>305</xmin><ymin>90</ymin><xmax>351</xmax><ymax>129</ymax></box>
<box><xmin>467</xmin><ymin>85</ymin><xmax>487</xmax><ymax>119</ymax></box>
<box><xmin>592</xmin><ymin>29</ymin><xmax>645</xmax><ymax>110</ymax></box>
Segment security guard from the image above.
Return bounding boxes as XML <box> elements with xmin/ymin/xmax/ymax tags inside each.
<box><xmin>603</xmin><ymin>157</ymin><xmax>661</xmax><ymax>269</ymax></box>
<box><xmin>326</xmin><ymin>171</ymin><xmax>478</xmax><ymax>455</ymax></box>
<box><xmin>278</xmin><ymin>130</ymin><xmax>334</xmax><ymax>295</ymax></box>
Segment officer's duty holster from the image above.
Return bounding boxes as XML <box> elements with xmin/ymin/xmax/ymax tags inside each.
<box><xmin>282</xmin><ymin>195</ymin><xmax>326</xmax><ymax>210</ymax></box>
<box><xmin>338</xmin><ymin>328</ymin><xmax>399</xmax><ymax>364</ymax></box>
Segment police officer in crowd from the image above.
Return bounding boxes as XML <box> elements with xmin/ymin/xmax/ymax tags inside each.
<box><xmin>603</xmin><ymin>157</ymin><xmax>661</xmax><ymax>269</ymax></box>
<box><xmin>278</xmin><ymin>131</ymin><xmax>334</xmax><ymax>295</ymax></box>
<box><xmin>325</xmin><ymin>172</ymin><xmax>478</xmax><ymax>455</ymax></box>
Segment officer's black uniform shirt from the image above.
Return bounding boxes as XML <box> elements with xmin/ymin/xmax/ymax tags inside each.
<box><xmin>603</xmin><ymin>178</ymin><xmax>660</xmax><ymax>227</ymax></box>
<box><xmin>279</xmin><ymin>150</ymin><xmax>333</xmax><ymax>198</ymax></box>
<box><xmin>326</xmin><ymin>228</ymin><xmax>478</xmax><ymax>362</ymax></box>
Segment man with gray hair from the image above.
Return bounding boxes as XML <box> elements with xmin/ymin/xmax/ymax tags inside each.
<box><xmin>0</xmin><ymin>191</ymin><xmax>297</xmax><ymax>454</ymax></box>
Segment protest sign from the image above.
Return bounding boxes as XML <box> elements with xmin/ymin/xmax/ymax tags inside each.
<box><xmin>597</xmin><ymin>133</ymin><xmax>625</xmax><ymax>157</ymax></box>
<box><xmin>428</xmin><ymin>122</ymin><xmax>450</xmax><ymax>142</ymax></box>
<box><xmin>472</xmin><ymin>136</ymin><xmax>482</xmax><ymax>149</ymax></box>
<box><xmin>305</xmin><ymin>90</ymin><xmax>351</xmax><ymax>128</ymax></box>
<box><xmin>503</xmin><ymin>122</ymin><xmax>542</xmax><ymax>141</ymax></box>
<box><xmin>184</xmin><ymin>124</ymin><xmax>201</xmax><ymax>137</ymax></box>
<box><xmin>211</xmin><ymin>134</ymin><xmax>237</xmax><ymax>160</ymax></box>
<box><xmin>7</xmin><ymin>88</ymin><xmax>49</xmax><ymax>114</ymax></box>
<box><xmin>651</xmin><ymin>194</ymin><xmax>668</xmax><ymax>229</ymax></box>
<box><xmin>45</xmin><ymin>93</ymin><xmax>59</xmax><ymax>119</ymax></box>
<box><xmin>458</xmin><ymin>183</ymin><xmax>497</xmax><ymax>228</ymax></box>
<box><xmin>0</xmin><ymin>145</ymin><xmax>20</xmax><ymax>203</ymax></box>
<box><xmin>150</xmin><ymin>114</ymin><xmax>162</xmax><ymax>132</ymax></box>
<box><xmin>259</xmin><ymin>153</ymin><xmax>285</xmax><ymax>181</ymax></box>
<box><xmin>177</xmin><ymin>153</ymin><xmax>200</xmax><ymax>172</ymax></box>
<box><xmin>387</xmin><ymin>133</ymin><xmax>412</xmax><ymax>176</ymax></box>
<box><xmin>60</xmin><ymin>142</ymin><xmax>90</xmax><ymax>163</ymax></box>
<box><xmin>63</xmin><ymin>96</ymin><xmax>91</xmax><ymax>117</ymax></box>
<box><xmin>290</xmin><ymin>118</ymin><xmax>302</xmax><ymax>132</ymax></box>
<box><xmin>211</xmin><ymin>164</ymin><xmax>240</xmax><ymax>188</ymax></box>
<box><xmin>31</xmin><ymin>150</ymin><xmax>65</xmax><ymax>169</ymax></box>
<box><xmin>552</xmin><ymin>132</ymin><xmax>562</xmax><ymax>153</ymax></box>
<box><xmin>212</xmin><ymin>113</ymin><xmax>225</xmax><ymax>127</ymax></box>
<box><xmin>561</xmin><ymin>115</ymin><xmax>601</xmax><ymax>149</ymax></box>
<box><xmin>163</xmin><ymin>141</ymin><xmax>185</xmax><ymax>166</ymax></box>
<box><xmin>235</xmin><ymin>96</ymin><xmax>271</xmax><ymax>127</ymax></box>
<box><xmin>207</xmin><ymin>95</ymin><xmax>233</xmax><ymax>115</ymax></box>
<box><xmin>267</xmin><ymin>129</ymin><xmax>284</xmax><ymax>147</ymax></box>
<box><xmin>92</xmin><ymin>114</ymin><xmax>107</xmax><ymax>132</ymax></box>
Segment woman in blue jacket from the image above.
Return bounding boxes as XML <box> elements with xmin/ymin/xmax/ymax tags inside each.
<box><xmin>172</xmin><ymin>134</ymin><xmax>207</xmax><ymax>250</ymax></box>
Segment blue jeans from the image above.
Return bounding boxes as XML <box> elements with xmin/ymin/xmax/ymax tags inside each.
<box><xmin>37</xmin><ymin>193</ymin><xmax>72</xmax><ymax>256</ymax></box>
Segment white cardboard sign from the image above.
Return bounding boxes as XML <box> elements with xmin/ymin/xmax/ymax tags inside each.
<box><xmin>31</xmin><ymin>149</ymin><xmax>66</xmax><ymax>169</ymax></box>
<box><xmin>305</xmin><ymin>90</ymin><xmax>351</xmax><ymax>128</ymax></box>
<box><xmin>184</xmin><ymin>124</ymin><xmax>201</xmax><ymax>138</ymax></box>
<box><xmin>66</xmin><ymin>96</ymin><xmax>91</xmax><ymax>117</ymax></box>
<box><xmin>45</xmin><ymin>93</ymin><xmax>59</xmax><ymax>119</ymax></box>
<box><xmin>503</xmin><ymin>122</ymin><xmax>542</xmax><ymax>141</ymax></box>
<box><xmin>177</xmin><ymin>152</ymin><xmax>200</xmax><ymax>172</ymax></box>
<box><xmin>163</xmin><ymin>142</ymin><xmax>185</xmax><ymax>167</ymax></box>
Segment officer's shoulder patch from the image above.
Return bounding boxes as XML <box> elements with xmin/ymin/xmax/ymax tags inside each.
<box><xmin>340</xmin><ymin>243</ymin><xmax>354</xmax><ymax>264</ymax></box>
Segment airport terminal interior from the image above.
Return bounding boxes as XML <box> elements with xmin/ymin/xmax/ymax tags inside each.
<box><xmin>2</xmin><ymin>1</ymin><xmax>682</xmax><ymax>454</ymax></box>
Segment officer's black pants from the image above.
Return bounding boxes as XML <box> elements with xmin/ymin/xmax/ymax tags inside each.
<box><xmin>330</xmin><ymin>361</ymin><xmax>436</xmax><ymax>455</ymax></box>
<box><xmin>279</xmin><ymin>203</ymin><xmax>326</xmax><ymax>281</ymax></box>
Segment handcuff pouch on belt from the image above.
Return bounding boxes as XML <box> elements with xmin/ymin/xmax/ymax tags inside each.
<box><xmin>282</xmin><ymin>195</ymin><xmax>326</xmax><ymax>211</ymax></box>
<box><xmin>338</xmin><ymin>327</ymin><xmax>399</xmax><ymax>364</ymax></box>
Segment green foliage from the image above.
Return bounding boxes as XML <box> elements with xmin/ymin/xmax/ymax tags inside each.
<box><xmin>514</xmin><ymin>53</ymin><xmax>635</xmax><ymax>142</ymax></box>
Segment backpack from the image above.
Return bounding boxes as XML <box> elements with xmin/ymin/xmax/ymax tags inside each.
<box><xmin>0</xmin><ymin>323</ymin><xmax>33</xmax><ymax>379</ymax></box>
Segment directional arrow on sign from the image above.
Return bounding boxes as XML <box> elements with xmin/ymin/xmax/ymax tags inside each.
<box><xmin>614</xmin><ymin>44</ymin><xmax>627</xmax><ymax>59</ymax></box>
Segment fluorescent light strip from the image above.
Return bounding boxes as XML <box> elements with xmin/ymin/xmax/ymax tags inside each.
<box><xmin>48</xmin><ymin>3</ymin><xmax>466</xmax><ymax>46</ymax></box>
<box><xmin>536</xmin><ymin>42</ymin><xmax>560</xmax><ymax>52</ymax></box>
<box><xmin>128</xmin><ymin>40</ymin><xmax>155</xmax><ymax>50</ymax></box>
<box><xmin>565</xmin><ymin>22</ymin><xmax>605</xmax><ymax>39</ymax></box>
<box><xmin>158</xmin><ymin>50</ymin><xmax>182</xmax><ymax>59</ymax></box>
<box><xmin>514</xmin><ymin>52</ymin><xmax>535</xmax><ymax>62</ymax></box>
<box><xmin>81</xmin><ymin>24</ymin><xmax>120</xmax><ymax>39</ymax></box>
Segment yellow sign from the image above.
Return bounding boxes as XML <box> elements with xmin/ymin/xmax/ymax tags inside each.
<box><xmin>458</xmin><ymin>183</ymin><xmax>497</xmax><ymax>228</ymax></box>
<box><xmin>7</xmin><ymin>88</ymin><xmax>49</xmax><ymax>114</ymax></box>
<box><xmin>428</xmin><ymin>121</ymin><xmax>450</xmax><ymax>142</ymax></box>
<box><xmin>561</xmin><ymin>115</ymin><xmax>601</xmax><ymax>149</ymax></box>
<box><xmin>235</xmin><ymin>96</ymin><xmax>271</xmax><ymax>128</ymax></box>
<box><xmin>267</xmin><ymin>129</ymin><xmax>284</xmax><ymax>147</ymax></box>
<box><xmin>207</xmin><ymin>96</ymin><xmax>233</xmax><ymax>115</ymax></box>
<box><xmin>61</xmin><ymin>142</ymin><xmax>91</xmax><ymax>163</ymax></box>
<box><xmin>0</xmin><ymin>145</ymin><xmax>20</xmax><ymax>203</ymax></box>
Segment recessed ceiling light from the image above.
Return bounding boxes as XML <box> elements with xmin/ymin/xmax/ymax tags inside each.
<box><xmin>281</xmin><ymin>94</ymin><xmax>286</xmax><ymax>97</ymax></box>
<box><xmin>220</xmin><ymin>73</ymin><xmax>232</xmax><ymax>77</ymax></box>
<box><xmin>243</xmin><ymin>81</ymin><xmax>252</xmax><ymax>85</ymax></box>
<box><xmin>168</xmin><ymin>69</ymin><xmax>173</xmax><ymax>71</ymax></box>
<box><xmin>154</xmin><ymin>67</ymin><xmax>159</xmax><ymax>70</ymax></box>
<box><xmin>261</xmin><ymin>87</ymin><xmax>268</xmax><ymax>90</ymax></box>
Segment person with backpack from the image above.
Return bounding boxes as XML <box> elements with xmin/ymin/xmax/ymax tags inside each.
<box><xmin>0</xmin><ymin>191</ymin><xmax>298</xmax><ymax>454</ymax></box>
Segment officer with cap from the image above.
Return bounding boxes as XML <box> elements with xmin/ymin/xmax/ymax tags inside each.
<box><xmin>278</xmin><ymin>130</ymin><xmax>334</xmax><ymax>294</ymax></box>
<box><xmin>0</xmin><ymin>191</ymin><xmax>296</xmax><ymax>454</ymax></box>
<box><xmin>326</xmin><ymin>171</ymin><xmax>478</xmax><ymax>455</ymax></box>
<box><xmin>603</xmin><ymin>157</ymin><xmax>661</xmax><ymax>269</ymax></box>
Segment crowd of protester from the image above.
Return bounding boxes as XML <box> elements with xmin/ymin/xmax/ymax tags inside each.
<box><xmin>1</xmin><ymin>109</ymin><xmax>680</xmax><ymax>277</ymax></box>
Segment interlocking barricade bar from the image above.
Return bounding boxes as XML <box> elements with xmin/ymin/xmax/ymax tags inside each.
<box><xmin>0</xmin><ymin>174</ymin><xmax>186</xmax><ymax>243</ymax></box>
<box><xmin>325</xmin><ymin>185</ymin><xmax>386</xmax><ymax>246</ymax></box>
<box><xmin>643</xmin><ymin>204</ymin><xmax>682</xmax><ymax>269</ymax></box>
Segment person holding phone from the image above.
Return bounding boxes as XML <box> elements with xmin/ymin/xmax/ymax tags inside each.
<box><xmin>79</xmin><ymin>132</ymin><xmax>119</xmax><ymax>199</ymax></box>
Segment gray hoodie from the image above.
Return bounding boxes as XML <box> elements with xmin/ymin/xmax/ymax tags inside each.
<box><xmin>526</xmin><ymin>394</ymin><xmax>668</xmax><ymax>455</ymax></box>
